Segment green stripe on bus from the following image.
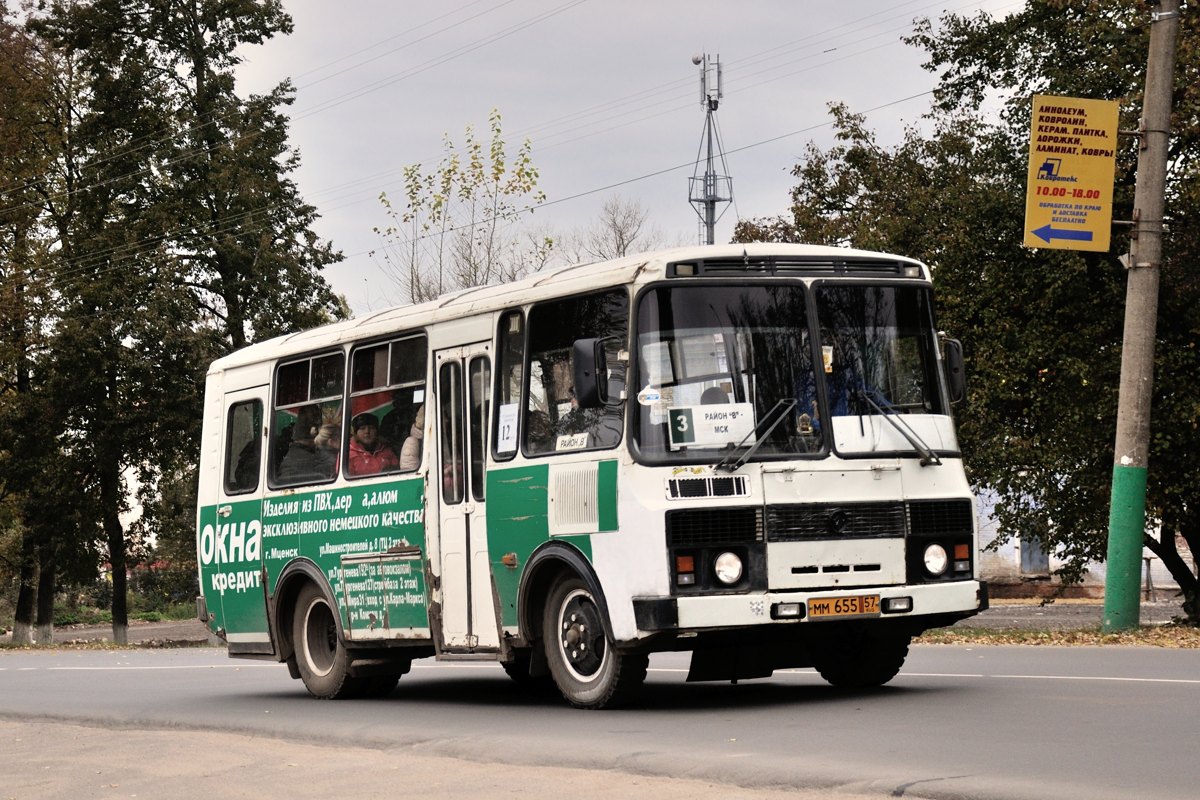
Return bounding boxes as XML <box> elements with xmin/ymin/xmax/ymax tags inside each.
<box><xmin>598</xmin><ymin>459</ymin><xmax>618</xmax><ymax>532</ymax></box>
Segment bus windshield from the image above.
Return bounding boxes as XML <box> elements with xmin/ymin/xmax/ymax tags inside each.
<box><xmin>632</xmin><ymin>282</ymin><xmax>949</xmax><ymax>464</ymax></box>
<box><xmin>632</xmin><ymin>284</ymin><xmax>817</xmax><ymax>463</ymax></box>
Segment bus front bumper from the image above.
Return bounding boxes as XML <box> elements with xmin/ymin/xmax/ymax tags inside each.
<box><xmin>633</xmin><ymin>580</ymin><xmax>987</xmax><ymax>634</ymax></box>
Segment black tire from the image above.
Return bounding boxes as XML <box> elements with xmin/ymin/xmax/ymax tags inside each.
<box><xmin>811</xmin><ymin>624</ymin><xmax>911</xmax><ymax>689</ymax></box>
<box><xmin>542</xmin><ymin>576</ymin><xmax>647</xmax><ymax>709</ymax></box>
<box><xmin>356</xmin><ymin>675</ymin><xmax>400</xmax><ymax>697</ymax></box>
<box><xmin>292</xmin><ymin>583</ymin><xmax>364</xmax><ymax>699</ymax></box>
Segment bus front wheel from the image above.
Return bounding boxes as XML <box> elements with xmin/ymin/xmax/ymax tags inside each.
<box><xmin>542</xmin><ymin>576</ymin><xmax>647</xmax><ymax>709</ymax></box>
<box><xmin>293</xmin><ymin>583</ymin><xmax>362</xmax><ymax>699</ymax></box>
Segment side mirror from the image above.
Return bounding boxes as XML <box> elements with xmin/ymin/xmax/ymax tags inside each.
<box><xmin>572</xmin><ymin>338</ymin><xmax>608</xmax><ymax>408</ymax></box>
<box><xmin>943</xmin><ymin>338</ymin><xmax>966</xmax><ymax>404</ymax></box>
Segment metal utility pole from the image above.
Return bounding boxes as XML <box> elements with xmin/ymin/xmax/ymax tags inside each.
<box><xmin>689</xmin><ymin>53</ymin><xmax>732</xmax><ymax>245</ymax></box>
<box><xmin>1103</xmin><ymin>0</ymin><xmax>1180</xmax><ymax>632</ymax></box>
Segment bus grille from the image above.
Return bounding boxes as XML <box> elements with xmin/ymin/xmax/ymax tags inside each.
<box><xmin>908</xmin><ymin>499</ymin><xmax>974</xmax><ymax>537</ymax></box>
<box><xmin>666</xmin><ymin>507</ymin><xmax>764</xmax><ymax>546</ymax></box>
<box><xmin>767</xmin><ymin>502</ymin><xmax>906</xmax><ymax>541</ymax></box>
<box><xmin>667</xmin><ymin>499</ymin><xmax>973</xmax><ymax>545</ymax></box>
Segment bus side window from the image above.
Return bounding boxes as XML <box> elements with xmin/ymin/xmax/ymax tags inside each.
<box><xmin>524</xmin><ymin>290</ymin><xmax>628</xmax><ymax>455</ymax></box>
<box><xmin>468</xmin><ymin>356</ymin><xmax>490</xmax><ymax>501</ymax></box>
<box><xmin>270</xmin><ymin>352</ymin><xmax>345</xmax><ymax>488</ymax></box>
<box><xmin>347</xmin><ymin>334</ymin><xmax>427</xmax><ymax>478</ymax></box>
<box><xmin>224</xmin><ymin>400</ymin><xmax>262</xmax><ymax>495</ymax></box>
<box><xmin>439</xmin><ymin>362</ymin><xmax>466</xmax><ymax>504</ymax></box>
<box><xmin>492</xmin><ymin>310</ymin><xmax>524</xmax><ymax>461</ymax></box>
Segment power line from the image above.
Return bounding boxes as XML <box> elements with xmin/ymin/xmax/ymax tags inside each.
<box><xmin>13</xmin><ymin>2</ymin><xmax>1013</xmax><ymax>289</ymax></box>
<box><xmin>344</xmin><ymin>90</ymin><xmax>938</xmax><ymax>262</ymax></box>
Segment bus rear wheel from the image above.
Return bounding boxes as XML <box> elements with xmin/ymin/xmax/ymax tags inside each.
<box><xmin>542</xmin><ymin>576</ymin><xmax>647</xmax><ymax>709</ymax></box>
<box><xmin>811</xmin><ymin>624</ymin><xmax>911</xmax><ymax>689</ymax></box>
<box><xmin>293</xmin><ymin>583</ymin><xmax>363</xmax><ymax>699</ymax></box>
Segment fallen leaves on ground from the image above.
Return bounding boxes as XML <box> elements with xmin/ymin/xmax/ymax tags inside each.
<box><xmin>918</xmin><ymin>623</ymin><xmax>1200</xmax><ymax>648</ymax></box>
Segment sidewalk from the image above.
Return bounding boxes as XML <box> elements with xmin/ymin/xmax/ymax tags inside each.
<box><xmin>6</xmin><ymin>618</ymin><xmax>217</xmax><ymax>646</ymax></box>
<box><xmin>957</xmin><ymin>598</ymin><xmax>1182</xmax><ymax>630</ymax></box>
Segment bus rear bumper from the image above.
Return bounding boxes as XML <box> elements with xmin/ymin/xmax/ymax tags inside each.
<box><xmin>633</xmin><ymin>580</ymin><xmax>987</xmax><ymax>635</ymax></box>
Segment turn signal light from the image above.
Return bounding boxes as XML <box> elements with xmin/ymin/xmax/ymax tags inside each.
<box><xmin>676</xmin><ymin>554</ymin><xmax>696</xmax><ymax>586</ymax></box>
<box><xmin>954</xmin><ymin>544</ymin><xmax>970</xmax><ymax>560</ymax></box>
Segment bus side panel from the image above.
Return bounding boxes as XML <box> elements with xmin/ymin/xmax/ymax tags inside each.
<box><xmin>264</xmin><ymin>477</ymin><xmax>432</xmax><ymax>638</ymax></box>
<box><xmin>197</xmin><ymin>498</ymin><xmax>268</xmax><ymax>645</ymax></box>
<box><xmin>487</xmin><ymin>462</ymin><xmax>602</xmax><ymax>628</ymax></box>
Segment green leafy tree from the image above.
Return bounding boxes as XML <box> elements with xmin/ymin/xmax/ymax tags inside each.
<box><xmin>735</xmin><ymin>0</ymin><xmax>1200</xmax><ymax>621</ymax></box>
<box><xmin>0</xmin><ymin>2</ymin><xmax>97</xmax><ymax>643</ymax></box>
<box><xmin>373</xmin><ymin>109</ymin><xmax>550</xmax><ymax>303</ymax></box>
<box><xmin>12</xmin><ymin>0</ymin><xmax>346</xmax><ymax>643</ymax></box>
<box><xmin>141</xmin><ymin>0</ymin><xmax>345</xmax><ymax>351</ymax></box>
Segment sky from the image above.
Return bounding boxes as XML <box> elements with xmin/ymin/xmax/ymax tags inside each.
<box><xmin>236</xmin><ymin>0</ymin><xmax>1019</xmax><ymax>315</ymax></box>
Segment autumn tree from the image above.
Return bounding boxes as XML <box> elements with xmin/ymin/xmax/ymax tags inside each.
<box><xmin>373</xmin><ymin>109</ymin><xmax>550</xmax><ymax>304</ymax></box>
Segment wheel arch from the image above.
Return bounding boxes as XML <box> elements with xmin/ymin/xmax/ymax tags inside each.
<box><xmin>271</xmin><ymin>559</ymin><xmax>343</xmax><ymax>664</ymax></box>
<box><xmin>517</xmin><ymin>541</ymin><xmax>608</xmax><ymax>646</ymax></box>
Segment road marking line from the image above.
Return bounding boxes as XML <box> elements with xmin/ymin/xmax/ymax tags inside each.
<box><xmin>990</xmin><ymin>673</ymin><xmax>1200</xmax><ymax>685</ymax></box>
<box><xmin>901</xmin><ymin>672</ymin><xmax>986</xmax><ymax>678</ymax></box>
<box><xmin>902</xmin><ymin>672</ymin><xmax>1200</xmax><ymax>685</ymax></box>
<box><xmin>46</xmin><ymin>664</ymin><xmax>280</xmax><ymax>671</ymax></box>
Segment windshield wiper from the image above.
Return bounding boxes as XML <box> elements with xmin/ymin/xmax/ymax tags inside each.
<box><xmin>855</xmin><ymin>389</ymin><xmax>941</xmax><ymax>467</ymax></box>
<box><xmin>714</xmin><ymin>399</ymin><xmax>797</xmax><ymax>473</ymax></box>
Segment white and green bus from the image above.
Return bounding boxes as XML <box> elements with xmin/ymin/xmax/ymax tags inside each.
<box><xmin>196</xmin><ymin>243</ymin><xmax>986</xmax><ymax>708</ymax></box>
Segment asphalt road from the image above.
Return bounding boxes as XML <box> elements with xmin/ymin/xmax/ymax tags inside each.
<box><xmin>2</xmin><ymin>645</ymin><xmax>1197</xmax><ymax>800</ymax></box>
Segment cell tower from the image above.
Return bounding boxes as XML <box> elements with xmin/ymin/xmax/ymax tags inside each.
<box><xmin>689</xmin><ymin>53</ymin><xmax>733</xmax><ymax>245</ymax></box>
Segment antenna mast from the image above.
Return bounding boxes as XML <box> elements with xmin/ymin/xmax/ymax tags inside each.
<box><xmin>689</xmin><ymin>53</ymin><xmax>733</xmax><ymax>245</ymax></box>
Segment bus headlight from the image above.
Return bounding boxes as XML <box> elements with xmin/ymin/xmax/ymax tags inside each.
<box><xmin>713</xmin><ymin>552</ymin><xmax>743</xmax><ymax>585</ymax></box>
<box><xmin>923</xmin><ymin>543</ymin><xmax>949</xmax><ymax>577</ymax></box>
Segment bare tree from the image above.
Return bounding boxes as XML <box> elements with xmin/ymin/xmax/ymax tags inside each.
<box><xmin>560</xmin><ymin>195</ymin><xmax>679</xmax><ymax>264</ymax></box>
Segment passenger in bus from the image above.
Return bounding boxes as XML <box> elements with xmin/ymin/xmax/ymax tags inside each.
<box><xmin>315</xmin><ymin>422</ymin><xmax>342</xmax><ymax>474</ymax></box>
<box><xmin>348</xmin><ymin>413</ymin><xmax>399</xmax><ymax>476</ymax></box>
<box><xmin>278</xmin><ymin>406</ymin><xmax>336</xmax><ymax>482</ymax></box>
<box><xmin>700</xmin><ymin>386</ymin><xmax>729</xmax><ymax>404</ymax></box>
<box><xmin>398</xmin><ymin>405</ymin><xmax>425</xmax><ymax>471</ymax></box>
<box><xmin>379</xmin><ymin>397</ymin><xmax>411</xmax><ymax>450</ymax></box>
<box><xmin>232</xmin><ymin>439</ymin><xmax>259</xmax><ymax>490</ymax></box>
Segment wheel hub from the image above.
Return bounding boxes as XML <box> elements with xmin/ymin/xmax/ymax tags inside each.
<box><xmin>559</xmin><ymin>593</ymin><xmax>605</xmax><ymax>679</ymax></box>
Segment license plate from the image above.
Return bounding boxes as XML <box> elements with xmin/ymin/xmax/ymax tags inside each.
<box><xmin>808</xmin><ymin>594</ymin><xmax>880</xmax><ymax>619</ymax></box>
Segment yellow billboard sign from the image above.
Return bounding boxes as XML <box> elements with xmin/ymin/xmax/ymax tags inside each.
<box><xmin>1023</xmin><ymin>94</ymin><xmax>1119</xmax><ymax>251</ymax></box>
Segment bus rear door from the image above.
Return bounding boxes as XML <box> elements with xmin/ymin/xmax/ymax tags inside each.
<box><xmin>199</xmin><ymin>386</ymin><xmax>273</xmax><ymax>654</ymax></box>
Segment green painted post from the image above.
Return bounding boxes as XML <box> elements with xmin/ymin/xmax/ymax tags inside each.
<box><xmin>1103</xmin><ymin>466</ymin><xmax>1148</xmax><ymax>630</ymax></box>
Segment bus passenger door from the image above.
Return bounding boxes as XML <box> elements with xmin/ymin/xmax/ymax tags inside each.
<box><xmin>434</xmin><ymin>344</ymin><xmax>498</xmax><ymax>651</ymax></box>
